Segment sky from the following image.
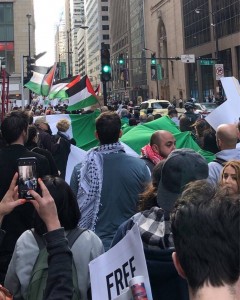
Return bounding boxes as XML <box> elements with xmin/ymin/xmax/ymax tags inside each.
<box><xmin>33</xmin><ymin>0</ymin><xmax>65</xmax><ymax>67</ymax></box>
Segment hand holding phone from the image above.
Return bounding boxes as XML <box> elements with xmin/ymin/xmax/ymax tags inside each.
<box><xmin>17</xmin><ymin>157</ymin><xmax>38</xmax><ymax>200</ymax></box>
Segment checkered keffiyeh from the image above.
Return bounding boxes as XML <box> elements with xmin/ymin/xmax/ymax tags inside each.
<box><xmin>132</xmin><ymin>207</ymin><xmax>174</xmax><ymax>250</ymax></box>
<box><xmin>77</xmin><ymin>142</ymin><xmax>125</xmax><ymax>231</ymax></box>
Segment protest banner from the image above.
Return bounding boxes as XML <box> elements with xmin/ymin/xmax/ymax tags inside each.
<box><xmin>89</xmin><ymin>224</ymin><xmax>152</xmax><ymax>300</ymax></box>
<box><xmin>205</xmin><ymin>76</ymin><xmax>240</xmax><ymax>130</ymax></box>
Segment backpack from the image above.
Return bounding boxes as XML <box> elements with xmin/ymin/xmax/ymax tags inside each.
<box><xmin>26</xmin><ymin>227</ymin><xmax>87</xmax><ymax>300</ymax></box>
<box><xmin>213</xmin><ymin>157</ymin><xmax>227</xmax><ymax>166</ymax></box>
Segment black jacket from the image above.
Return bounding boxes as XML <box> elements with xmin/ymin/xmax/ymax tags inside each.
<box><xmin>53</xmin><ymin>132</ymin><xmax>76</xmax><ymax>179</ymax></box>
<box><xmin>0</xmin><ymin>144</ymin><xmax>50</xmax><ymax>283</ymax></box>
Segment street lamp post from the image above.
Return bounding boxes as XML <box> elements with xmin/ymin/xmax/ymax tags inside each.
<box><xmin>26</xmin><ymin>14</ymin><xmax>31</xmax><ymax>103</ymax></box>
<box><xmin>143</xmin><ymin>47</ymin><xmax>159</xmax><ymax>99</ymax></box>
<box><xmin>195</xmin><ymin>8</ymin><xmax>222</xmax><ymax>98</ymax></box>
<box><xmin>66</xmin><ymin>26</ymin><xmax>89</xmax><ymax>78</ymax></box>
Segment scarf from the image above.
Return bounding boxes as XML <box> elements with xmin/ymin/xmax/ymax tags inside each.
<box><xmin>77</xmin><ymin>142</ymin><xmax>125</xmax><ymax>230</ymax></box>
<box><xmin>132</xmin><ymin>207</ymin><xmax>174</xmax><ymax>250</ymax></box>
<box><xmin>141</xmin><ymin>144</ymin><xmax>163</xmax><ymax>165</ymax></box>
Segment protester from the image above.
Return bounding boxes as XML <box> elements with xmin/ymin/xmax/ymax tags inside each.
<box><xmin>70</xmin><ymin>111</ymin><xmax>151</xmax><ymax>250</ymax></box>
<box><xmin>112</xmin><ymin>149</ymin><xmax>209</xmax><ymax>300</ymax></box>
<box><xmin>208</xmin><ymin>123</ymin><xmax>240</xmax><ymax>185</ymax></box>
<box><xmin>0</xmin><ymin>175</ymin><xmax>74</xmax><ymax>299</ymax></box>
<box><xmin>220</xmin><ymin>160</ymin><xmax>240</xmax><ymax>196</ymax></box>
<box><xmin>53</xmin><ymin>119</ymin><xmax>76</xmax><ymax>179</ymax></box>
<box><xmin>0</xmin><ymin>111</ymin><xmax>50</xmax><ymax>283</ymax></box>
<box><xmin>168</xmin><ymin>108</ymin><xmax>179</xmax><ymax>126</ymax></box>
<box><xmin>25</xmin><ymin>125</ymin><xmax>59</xmax><ymax>176</ymax></box>
<box><xmin>171</xmin><ymin>180</ymin><xmax>239</xmax><ymax>300</ymax></box>
<box><xmin>34</xmin><ymin>116</ymin><xmax>60</xmax><ymax>155</ymax></box>
<box><xmin>5</xmin><ymin>176</ymin><xmax>104</xmax><ymax>300</ymax></box>
<box><xmin>141</xmin><ymin>130</ymin><xmax>176</xmax><ymax>172</ymax></box>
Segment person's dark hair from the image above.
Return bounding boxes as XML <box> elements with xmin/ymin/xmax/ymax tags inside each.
<box><xmin>34</xmin><ymin>176</ymin><xmax>81</xmax><ymax>235</ymax></box>
<box><xmin>153</xmin><ymin>113</ymin><xmax>162</xmax><ymax>120</ymax></box>
<box><xmin>25</xmin><ymin>125</ymin><xmax>38</xmax><ymax>146</ymax></box>
<box><xmin>138</xmin><ymin>160</ymin><xmax>165</xmax><ymax>211</ymax></box>
<box><xmin>171</xmin><ymin>180</ymin><xmax>239</xmax><ymax>294</ymax></box>
<box><xmin>179</xmin><ymin>115</ymin><xmax>192</xmax><ymax>132</ymax></box>
<box><xmin>95</xmin><ymin>111</ymin><xmax>121</xmax><ymax>144</ymax></box>
<box><xmin>129</xmin><ymin>118</ymin><xmax>138</xmax><ymax>126</ymax></box>
<box><xmin>202</xmin><ymin>128</ymin><xmax>219</xmax><ymax>153</ymax></box>
<box><xmin>0</xmin><ymin>130</ymin><xmax>7</xmax><ymax>148</ymax></box>
<box><xmin>1</xmin><ymin>111</ymin><xmax>29</xmax><ymax>144</ymax></box>
<box><xmin>168</xmin><ymin>109</ymin><xmax>178</xmax><ymax>117</ymax></box>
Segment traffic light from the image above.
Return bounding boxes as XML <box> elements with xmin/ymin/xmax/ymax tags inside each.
<box><xmin>26</xmin><ymin>56</ymin><xmax>36</xmax><ymax>79</ymax></box>
<box><xmin>151</xmin><ymin>53</ymin><xmax>156</xmax><ymax>65</ymax></box>
<box><xmin>118</xmin><ymin>53</ymin><xmax>124</xmax><ymax>65</ymax></box>
<box><xmin>101</xmin><ymin>46</ymin><xmax>111</xmax><ymax>82</ymax></box>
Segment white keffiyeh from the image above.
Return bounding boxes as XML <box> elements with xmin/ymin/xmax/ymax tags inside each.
<box><xmin>77</xmin><ymin>142</ymin><xmax>125</xmax><ymax>230</ymax></box>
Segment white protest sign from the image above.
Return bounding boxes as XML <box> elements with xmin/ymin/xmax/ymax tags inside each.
<box><xmin>89</xmin><ymin>224</ymin><xmax>152</xmax><ymax>300</ymax></box>
<box><xmin>205</xmin><ymin>77</ymin><xmax>240</xmax><ymax>130</ymax></box>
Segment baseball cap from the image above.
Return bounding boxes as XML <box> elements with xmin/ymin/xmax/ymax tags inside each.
<box><xmin>34</xmin><ymin>116</ymin><xmax>48</xmax><ymax>126</ymax></box>
<box><xmin>157</xmin><ymin>149</ymin><xmax>208</xmax><ymax>212</ymax></box>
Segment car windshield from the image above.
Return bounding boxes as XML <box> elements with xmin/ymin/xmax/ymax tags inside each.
<box><xmin>204</xmin><ymin>103</ymin><xmax>217</xmax><ymax>109</ymax></box>
<box><xmin>152</xmin><ymin>102</ymin><xmax>169</xmax><ymax>109</ymax></box>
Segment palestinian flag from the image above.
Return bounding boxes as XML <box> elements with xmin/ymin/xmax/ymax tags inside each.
<box><xmin>48</xmin><ymin>75</ymin><xmax>80</xmax><ymax>100</ymax></box>
<box><xmin>66</xmin><ymin>75</ymin><xmax>98</xmax><ymax>111</ymax></box>
<box><xmin>24</xmin><ymin>72</ymin><xmax>45</xmax><ymax>95</ymax></box>
<box><xmin>24</xmin><ymin>64</ymin><xmax>57</xmax><ymax>96</ymax></box>
<box><xmin>41</xmin><ymin>63</ymin><xmax>57</xmax><ymax>96</ymax></box>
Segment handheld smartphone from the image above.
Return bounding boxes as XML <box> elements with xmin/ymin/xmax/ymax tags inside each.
<box><xmin>17</xmin><ymin>157</ymin><xmax>38</xmax><ymax>200</ymax></box>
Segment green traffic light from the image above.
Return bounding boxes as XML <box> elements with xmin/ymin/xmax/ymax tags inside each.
<box><xmin>151</xmin><ymin>59</ymin><xmax>156</xmax><ymax>65</ymax></box>
<box><xmin>119</xmin><ymin>59</ymin><xmax>124</xmax><ymax>64</ymax></box>
<box><xmin>103</xmin><ymin>65</ymin><xmax>111</xmax><ymax>73</ymax></box>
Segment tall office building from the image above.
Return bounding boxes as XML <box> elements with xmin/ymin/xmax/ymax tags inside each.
<box><xmin>65</xmin><ymin>0</ymin><xmax>85</xmax><ymax>77</ymax></box>
<box><xmin>0</xmin><ymin>0</ymin><xmax>35</xmax><ymax>101</ymax></box>
<box><xmin>84</xmin><ymin>0</ymin><xmax>110</xmax><ymax>89</ymax></box>
<box><xmin>110</xmin><ymin>0</ymin><xmax>148</xmax><ymax>103</ymax></box>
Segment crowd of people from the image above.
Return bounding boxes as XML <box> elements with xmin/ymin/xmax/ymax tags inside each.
<box><xmin>0</xmin><ymin>102</ymin><xmax>239</xmax><ymax>299</ymax></box>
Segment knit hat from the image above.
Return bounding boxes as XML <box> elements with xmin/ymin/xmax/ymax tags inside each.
<box><xmin>157</xmin><ymin>148</ymin><xmax>208</xmax><ymax>212</ymax></box>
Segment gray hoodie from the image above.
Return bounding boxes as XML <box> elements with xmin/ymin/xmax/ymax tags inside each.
<box><xmin>208</xmin><ymin>148</ymin><xmax>240</xmax><ymax>185</ymax></box>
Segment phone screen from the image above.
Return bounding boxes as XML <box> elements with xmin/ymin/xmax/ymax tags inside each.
<box><xmin>18</xmin><ymin>158</ymin><xmax>37</xmax><ymax>200</ymax></box>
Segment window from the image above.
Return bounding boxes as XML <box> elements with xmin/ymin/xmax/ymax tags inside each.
<box><xmin>103</xmin><ymin>34</ymin><xmax>109</xmax><ymax>40</ymax></box>
<box><xmin>101</xmin><ymin>0</ymin><xmax>108</xmax><ymax>2</ymax></box>
<box><xmin>102</xmin><ymin>16</ymin><xmax>109</xmax><ymax>21</ymax></box>
<box><xmin>102</xmin><ymin>25</ymin><xmax>109</xmax><ymax>30</ymax></box>
<box><xmin>102</xmin><ymin>6</ymin><xmax>108</xmax><ymax>11</ymax></box>
<box><xmin>0</xmin><ymin>3</ymin><xmax>14</xmax><ymax>73</ymax></box>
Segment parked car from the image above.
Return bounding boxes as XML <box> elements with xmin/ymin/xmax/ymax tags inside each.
<box><xmin>203</xmin><ymin>102</ymin><xmax>218</xmax><ymax>113</ymax></box>
<box><xmin>140</xmin><ymin>99</ymin><xmax>170</xmax><ymax>116</ymax></box>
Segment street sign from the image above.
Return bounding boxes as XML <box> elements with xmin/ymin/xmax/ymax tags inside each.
<box><xmin>215</xmin><ymin>64</ymin><xmax>224</xmax><ymax>80</ymax></box>
<box><xmin>200</xmin><ymin>59</ymin><xmax>215</xmax><ymax>65</ymax></box>
<box><xmin>181</xmin><ymin>54</ymin><xmax>195</xmax><ymax>63</ymax></box>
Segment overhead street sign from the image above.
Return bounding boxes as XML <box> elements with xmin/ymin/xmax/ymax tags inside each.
<box><xmin>200</xmin><ymin>59</ymin><xmax>215</xmax><ymax>65</ymax></box>
<box><xmin>181</xmin><ymin>54</ymin><xmax>195</xmax><ymax>63</ymax></box>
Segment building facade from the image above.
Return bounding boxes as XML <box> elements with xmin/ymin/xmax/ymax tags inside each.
<box><xmin>183</xmin><ymin>0</ymin><xmax>240</xmax><ymax>101</ymax></box>
<box><xmin>0</xmin><ymin>0</ymin><xmax>35</xmax><ymax>101</ymax></box>
<box><xmin>84</xmin><ymin>0</ymin><xmax>110</xmax><ymax>90</ymax></box>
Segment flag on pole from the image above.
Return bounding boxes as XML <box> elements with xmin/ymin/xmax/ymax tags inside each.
<box><xmin>24</xmin><ymin>64</ymin><xmax>57</xmax><ymax>96</ymax></box>
<box><xmin>66</xmin><ymin>75</ymin><xmax>98</xmax><ymax>111</ymax></box>
<box><xmin>48</xmin><ymin>75</ymin><xmax>81</xmax><ymax>100</ymax></box>
<box><xmin>41</xmin><ymin>63</ymin><xmax>57</xmax><ymax>96</ymax></box>
<box><xmin>24</xmin><ymin>72</ymin><xmax>45</xmax><ymax>95</ymax></box>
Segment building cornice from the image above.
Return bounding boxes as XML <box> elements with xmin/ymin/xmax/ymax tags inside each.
<box><xmin>150</xmin><ymin>0</ymin><xmax>170</xmax><ymax>16</ymax></box>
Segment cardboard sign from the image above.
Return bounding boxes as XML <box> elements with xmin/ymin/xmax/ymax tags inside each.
<box><xmin>89</xmin><ymin>224</ymin><xmax>152</xmax><ymax>300</ymax></box>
